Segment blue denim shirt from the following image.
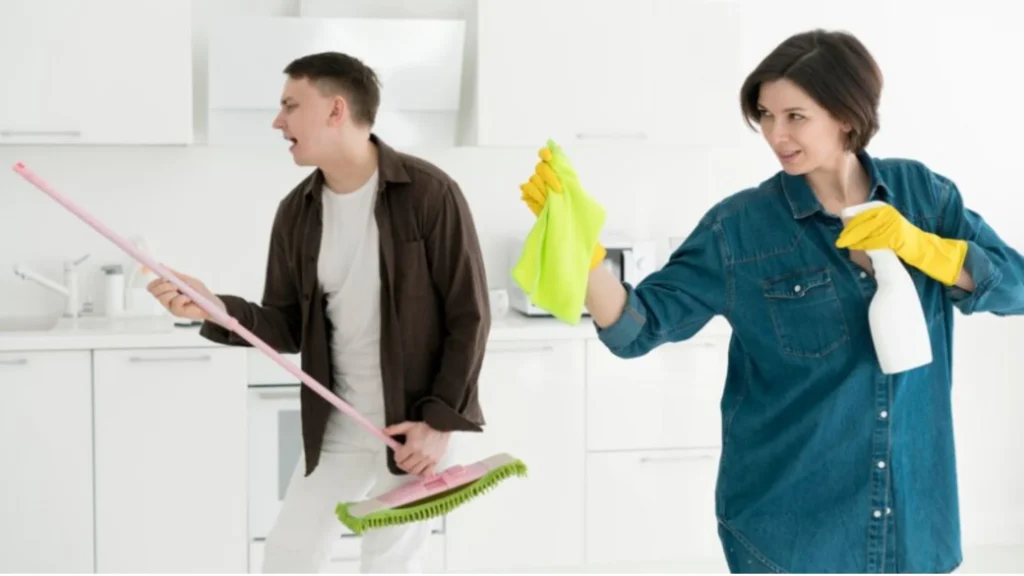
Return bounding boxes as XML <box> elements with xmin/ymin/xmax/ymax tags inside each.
<box><xmin>596</xmin><ymin>151</ymin><xmax>1024</xmax><ymax>573</ymax></box>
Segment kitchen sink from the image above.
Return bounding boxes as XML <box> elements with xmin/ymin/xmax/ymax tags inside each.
<box><xmin>0</xmin><ymin>315</ymin><xmax>177</xmax><ymax>335</ymax></box>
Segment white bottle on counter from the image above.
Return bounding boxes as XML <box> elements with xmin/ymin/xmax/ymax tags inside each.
<box><xmin>841</xmin><ymin>201</ymin><xmax>932</xmax><ymax>374</ymax></box>
<box><xmin>101</xmin><ymin>264</ymin><xmax>125</xmax><ymax>317</ymax></box>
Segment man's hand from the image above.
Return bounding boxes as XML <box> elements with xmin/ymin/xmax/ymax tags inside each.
<box><xmin>383</xmin><ymin>421</ymin><xmax>451</xmax><ymax>477</ymax></box>
<box><xmin>836</xmin><ymin>203</ymin><xmax>968</xmax><ymax>286</ymax></box>
<box><xmin>147</xmin><ymin>269</ymin><xmax>225</xmax><ymax>321</ymax></box>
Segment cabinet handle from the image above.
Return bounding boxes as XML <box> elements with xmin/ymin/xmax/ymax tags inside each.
<box><xmin>129</xmin><ymin>354</ymin><xmax>211</xmax><ymax>363</ymax></box>
<box><xmin>0</xmin><ymin>358</ymin><xmax>28</xmax><ymax>366</ymax></box>
<box><xmin>575</xmin><ymin>132</ymin><xmax>647</xmax><ymax>140</ymax></box>
<box><xmin>639</xmin><ymin>453</ymin><xmax>715</xmax><ymax>464</ymax></box>
<box><xmin>487</xmin><ymin>344</ymin><xmax>554</xmax><ymax>354</ymax></box>
<box><xmin>255</xmin><ymin>389</ymin><xmax>301</xmax><ymax>400</ymax></box>
<box><xmin>0</xmin><ymin>129</ymin><xmax>81</xmax><ymax>138</ymax></box>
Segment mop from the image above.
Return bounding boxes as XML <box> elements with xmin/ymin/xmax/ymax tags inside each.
<box><xmin>11</xmin><ymin>162</ymin><xmax>527</xmax><ymax>535</ymax></box>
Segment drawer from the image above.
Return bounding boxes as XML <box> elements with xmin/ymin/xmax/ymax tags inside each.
<box><xmin>585</xmin><ymin>448</ymin><xmax>726</xmax><ymax>571</ymax></box>
<box><xmin>247</xmin><ymin>349</ymin><xmax>301</xmax><ymax>385</ymax></box>
<box><xmin>586</xmin><ymin>331</ymin><xmax>727</xmax><ymax>451</ymax></box>
<box><xmin>249</xmin><ymin>532</ymin><xmax>445</xmax><ymax>573</ymax></box>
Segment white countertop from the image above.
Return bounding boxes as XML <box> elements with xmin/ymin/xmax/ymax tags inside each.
<box><xmin>0</xmin><ymin>311</ymin><xmax>601</xmax><ymax>353</ymax></box>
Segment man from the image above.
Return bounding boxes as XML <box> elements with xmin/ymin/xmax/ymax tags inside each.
<box><xmin>148</xmin><ymin>51</ymin><xmax>490</xmax><ymax>573</ymax></box>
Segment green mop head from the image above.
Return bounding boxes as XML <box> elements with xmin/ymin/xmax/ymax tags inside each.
<box><xmin>335</xmin><ymin>453</ymin><xmax>527</xmax><ymax>535</ymax></box>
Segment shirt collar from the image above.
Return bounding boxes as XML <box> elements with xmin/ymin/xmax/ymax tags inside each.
<box><xmin>303</xmin><ymin>133</ymin><xmax>410</xmax><ymax>198</ymax></box>
<box><xmin>781</xmin><ymin>149</ymin><xmax>892</xmax><ymax>219</ymax></box>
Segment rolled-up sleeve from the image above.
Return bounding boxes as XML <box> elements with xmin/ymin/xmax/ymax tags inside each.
<box><xmin>596</xmin><ymin>212</ymin><xmax>732</xmax><ymax>358</ymax></box>
<box><xmin>934</xmin><ymin>172</ymin><xmax>1024</xmax><ymax>316</ymax></box>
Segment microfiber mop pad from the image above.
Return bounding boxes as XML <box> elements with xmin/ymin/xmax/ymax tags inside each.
<box><xmin>512</xmin><ymin>139</ymin><xmax>606</xmax><ymax>324</ymax></box>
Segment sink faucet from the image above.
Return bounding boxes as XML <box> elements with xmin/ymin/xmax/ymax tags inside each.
<box><xmin>13</xmin><ymin>254</ymin><xmax>91</xmax><ymax>318</ymax></box>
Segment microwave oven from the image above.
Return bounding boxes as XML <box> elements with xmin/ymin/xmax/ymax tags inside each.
<box><xmin>506</xmin><ymin>236</ymin><xmax>659</xmax><ymax>318</ymax></box>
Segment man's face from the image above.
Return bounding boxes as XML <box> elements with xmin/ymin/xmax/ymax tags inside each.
<box><xmin>271</xmin><ymin>76</ymin><xmax>344</xmax><ymax>166</ymax></box>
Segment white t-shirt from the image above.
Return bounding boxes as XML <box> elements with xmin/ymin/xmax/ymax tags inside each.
<box><xmin>317</xmin><ymin>169</ymin><xmax>385</xmax><ymax>447</ymax></box>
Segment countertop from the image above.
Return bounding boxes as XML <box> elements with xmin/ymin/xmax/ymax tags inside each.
<box><xmin>0</xmin><ymin>311</ymin><xmax>603</xmax><ymax>353</ymax></box>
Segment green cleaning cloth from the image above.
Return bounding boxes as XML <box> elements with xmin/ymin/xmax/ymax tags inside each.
<box><xmin>511</xmin><ymin>139</ymin><xmax>606</xmax><ymax>324</ymax></box>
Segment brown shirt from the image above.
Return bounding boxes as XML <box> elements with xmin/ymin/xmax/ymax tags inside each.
<box><xmin>200</xmin><ymin>135</ymin><xmax>490</xmax><ymax>476</ymax></box>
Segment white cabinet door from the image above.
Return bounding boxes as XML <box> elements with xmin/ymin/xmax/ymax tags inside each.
<box><xmin>248</xmin><ymin>533</ymin><xmax>446</xmax><ymax>573</ymax></box>
<box><xmin>0</xmin><ymin>351</ymin><xmax>94</xmax><ymax>573</ymax></box>
<box><xmin>0</xmin><ymin>0</ymin><xmax>192</xmax><ymax>145</ymax></box>
<box><xmin>474</xmin><ymin>0</ymin><xmax>654</xmax><ymax>146</ymax></box>
<box><xmin>93</xmin><ymin>347</ymin><xmax>248</xmax><ymax>573</ymax></box>
<box><xmin>586</xmin><ymin>329</ymin><xmax>729</xmax><ymax>452</ymax></box>
<box><xmin>444</xmin><ymin>340</ymin><xmax>586</xmax><ymax>572</ymax></box>
<box><xmin>649</xmin><ymin>0</ymin><xmax>749</xmax><ymax>148</ymax></box>
<box><xmin>586</xmin><ymin>448</ymin><xmax>727</xmax><ymax>572</ymax></box>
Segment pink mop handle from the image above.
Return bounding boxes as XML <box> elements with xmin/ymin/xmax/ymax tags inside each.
<box><xmin>11</xmin><ymin>161</ymin><xmax>402</xmax><ymax>452</ymax></box>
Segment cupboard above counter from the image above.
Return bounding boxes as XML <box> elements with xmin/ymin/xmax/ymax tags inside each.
<box><xmin>0</xmin><ymin>0</ymin><xmax>193</xmax><ymax>146</ymax></box>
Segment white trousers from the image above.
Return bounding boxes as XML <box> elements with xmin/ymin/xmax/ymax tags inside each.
<box><xmin>262</xmin><ymin>413</ymin><xmax>455</xmax><ymax>573</ymax></box>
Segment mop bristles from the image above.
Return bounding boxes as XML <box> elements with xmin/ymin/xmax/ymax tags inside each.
<box><xmin>335</xmin><ymin>454</ymin><xmax>527</xmax><ymax>535</ymax></box>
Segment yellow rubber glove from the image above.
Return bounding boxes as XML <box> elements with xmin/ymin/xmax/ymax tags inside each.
<box><xmin>519</xmin><ymin>146</ymin><xmax>606</xmax><ymax>269</ymax></box>
<box><xmin>836</xmin><ymin>203</ymin><xmax>968</xmax><ymax>286</ymax></box>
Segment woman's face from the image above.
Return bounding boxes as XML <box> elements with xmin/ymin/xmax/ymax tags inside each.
<box><xmin>756</xmin><ymin>78</ymin><xmax>852</xmax><ymax>175</ymax></box>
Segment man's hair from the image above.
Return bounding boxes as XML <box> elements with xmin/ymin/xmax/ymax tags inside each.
<box><xmin>284</xmin><ymin>52</ymin><xmax>381</xmax><ymax>127</ymax></box>
<box><xmin>739</xmin><ymin>29</ymin><xmax>883</xmax><ymax>152</ymax></box>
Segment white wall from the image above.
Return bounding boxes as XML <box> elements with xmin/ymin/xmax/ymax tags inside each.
<box><xmin>1</xmin><ymin>0</ymin><xmax>1022</xmax><ymax>323</ymax></box>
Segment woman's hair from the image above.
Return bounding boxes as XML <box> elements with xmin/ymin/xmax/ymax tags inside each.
<box><xmin>740</xmin><ymin>29</ymin><xmax>883</xmax><ymax>152</ymax></box>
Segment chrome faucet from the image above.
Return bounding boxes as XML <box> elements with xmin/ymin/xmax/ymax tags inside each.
<box><xmin>13</xmin><ymin>254</ymin><xmax>91</xmax><ymax>318</ymax></box>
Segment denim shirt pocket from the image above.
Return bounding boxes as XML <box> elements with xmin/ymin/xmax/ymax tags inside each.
<box><xmin>761</xmin><ymin>267</ymin><xmax>850</xmax><ymax>358</ymax></box>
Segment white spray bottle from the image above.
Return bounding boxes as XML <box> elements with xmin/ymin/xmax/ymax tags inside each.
<box><xmin>841</xmin><ymin>201</ymin><xmax>932</xmax><ymax>374</ymax></box>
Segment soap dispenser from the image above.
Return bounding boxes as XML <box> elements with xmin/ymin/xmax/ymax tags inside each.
<box><xmin>101</xmin><ymin>264</ymin><xmax>125</xmax><ymax>317</ymax></box>
<box><xmin>841</xmin><ymin>201</ymin><xmax>932</xmax><ymax>374</ymax></box>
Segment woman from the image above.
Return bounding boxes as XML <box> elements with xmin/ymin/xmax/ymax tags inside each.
<box><xmin>520</xmin><ymin>29</ymin><xmax>1024</xmax><ymax>573</ymax></box>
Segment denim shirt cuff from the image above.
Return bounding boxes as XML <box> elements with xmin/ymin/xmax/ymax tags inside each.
<box><xmin>946</xmin><ymin>240</ymin><xmax>1002</xmax><ymax>313</ymax></box>
<box><xmin>594</xmin><ymin>283</ymin><xmax>646</xmax><ymax>350</ymax></box>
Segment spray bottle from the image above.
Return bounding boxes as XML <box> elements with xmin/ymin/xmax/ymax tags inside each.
<box><xmin>841</xmin><ymin>201</ymin><xmax>933</xmax><ymax>374</ymax></box>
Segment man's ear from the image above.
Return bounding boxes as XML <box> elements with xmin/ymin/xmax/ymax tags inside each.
<box><xmin>327</xmin><ymin>95</ymin><xmax>347</xmax><ymax>127</ymax></box>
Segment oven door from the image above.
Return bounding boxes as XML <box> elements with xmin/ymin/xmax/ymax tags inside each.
<box><xmin>248</xmin><ymin>384</ymin><xmax>303</xmax><ymax>540</ymax></box>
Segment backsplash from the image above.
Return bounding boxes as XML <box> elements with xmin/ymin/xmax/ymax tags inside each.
<box><xmin>0</xmin><ymin>141</ymin><xmax>701</xmax><ymax>319</ymax></box>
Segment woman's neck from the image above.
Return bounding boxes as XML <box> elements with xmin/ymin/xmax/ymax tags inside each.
<box><xmin>807</xmin><ymin>151</ymin><xmax>872</xmax><ymax>215</ymax></box>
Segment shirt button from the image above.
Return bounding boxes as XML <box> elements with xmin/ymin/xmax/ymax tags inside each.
<box><xmin>793</xmin><ymin>285</ymin><xmax>802</xmax><ymax>293</ymax></box>
<box><xmin>877</xmin><ymin>461</ymin><xmax>886</xmax><ymax>469</ymax></box>
<box><xmin>886</xmin><ymin>507</ymin><xmax>892</xmax><ymax>515</ymax></box>
<box><xmin>880</xmin><ymin>410</ymin><xmax>888</xmax><ymax>419</ymax></box>
<box><xmin>873</xmin><ymin>510</ymin><xmax>882</xmax><ymax>518</ymax></box>
<box><xmin>860</xmin><ymin>271</ymin><xmax>868</xmax><ymax>279</ymax></box>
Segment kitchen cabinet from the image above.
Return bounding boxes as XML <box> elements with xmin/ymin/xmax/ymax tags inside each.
<box><xmin>93</xmin><ymin>347</ymin><xmax>248</xmax><ymax>573</ymax></box>
<box><xmin>247</xmin><ymin>533</ymin><xmax>446</xmax><ymax>573</ymax></box>
<box><xmin>586</xmin><ymin>328</ymin><xmax>729</xmax><ymax>452</ymax></box>
<box><xmin>473</xmin><ymin>0</ymin><xmax>654</xmax><ymax>147</ymax></box>
<box><xmin>0</xmin><ymin>350</ymin><xmax>94</xmax><ymax>573</ymax></box>
<box><xmin>206</xmin><ymin>16</ymin><xmax>465</xmax><ymax>147</ymax></box>
<box><xmin>648</xmin><ymin>0</ymin><xmax>750</xmax><ymax>148</ymax></box>
<box><xmin>444</xmin><ymin>339</ymin><xmax>586</xmax><ymax>572</ymax></box>
<box><xmin>586</xmin><ymin>448</ymin><xmax>727</xmax><ymax>572</ymax></box>
<box><xmin>0</xmin><ymin>0</ymin><xmax>192</xmax><ymax>145</ymax></box>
